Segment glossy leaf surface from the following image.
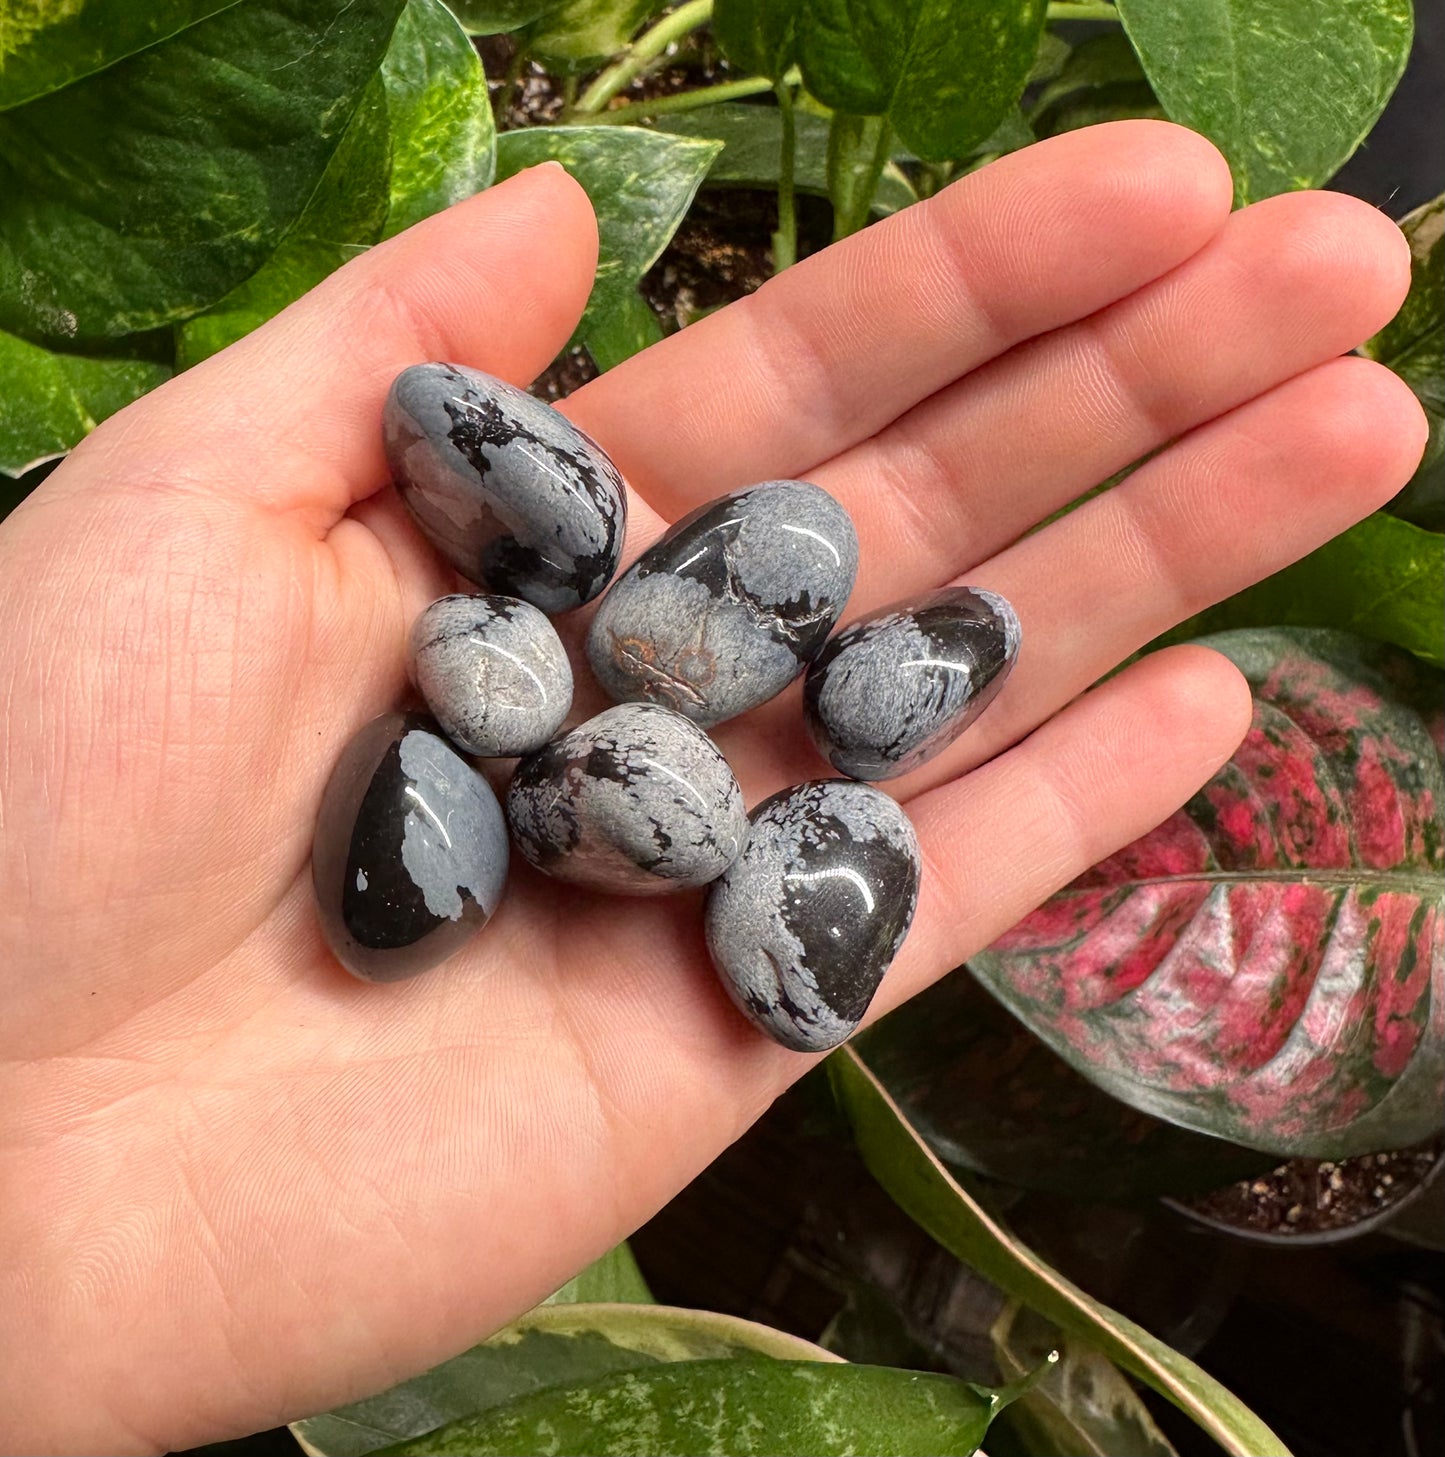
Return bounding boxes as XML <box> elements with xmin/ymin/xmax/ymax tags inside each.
<box><xmin>375</xmin><ymin>1356</ymin><xmax>1021</xmax><ymax>1456</ymax></box>
<box><xmin>0</xmin><ymin>329</ymin><xmax>170</xmax><ymax>474</ymax></box>
<box><xmin>856</xmin><ymin>967</ymin><xmax>1271</xmax><ymax>1199</ymax></box>
<box><xmin>1166</xmin><ymin>513</ymin><xmax>1444</xmax><ymax>668</ymax></box>
<box><xmin>293</xmin><ymin>1303</ymin><xmax>837</xmax><ymax>1457</ymax></box>
<box><xmin>713</xmin><ymin>0</ymin><xmax>798</xmax><ymax>80</ymax></box>
<box><xmin>1364</xmin><ymin>195</ymin><xmax>1444</xmax><ymax>531</ymax></box>
<box><xmin>0</xmin><ymin>0</ymin><xmax>407</xmax><ymax>344</ymax></box>
<box><xmin>973</xmin><ymin>629</ymin><xmax>1445</xmax><ymax>1159</ymax></box>
<box><xmin>525</xmin><ymin>0</ymin><xmax>662</xmax><ymax>70</ymax></box>
<box><xmin>1116</xmin><ymin>0</ymin><xmax>1413</xmax><ymax>204</ymax></box>
<box><xmin>829</xmin><ymin>1047</ymin><xmax>1290</xmax><ymax>1457</ymax></box>
<box><xmin>797</xmin><ymin>0</ymin><xmax>1048</xmax><ymax>161</ymax></box>
<box><xmin>495</xmin><ymin>126</ymin><xmax>720</xmax><ymax>369</ymax></box>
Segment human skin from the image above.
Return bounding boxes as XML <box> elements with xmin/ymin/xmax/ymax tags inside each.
<box><xmin>0</xmin><ymin>123</ymin><xmax>1426</xmax><ymax>1453</ymax></box>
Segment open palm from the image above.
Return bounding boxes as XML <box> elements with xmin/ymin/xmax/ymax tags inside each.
<box><xmin>0</xmin><ymin>123</ymin><xmax>1425</xmax><ymax>1455</ymax></box>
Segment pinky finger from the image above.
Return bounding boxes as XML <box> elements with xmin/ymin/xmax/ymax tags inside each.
<box><xmin>870</xmin><ymin>644</ymin><xmax>1254</xmax><ymax>1019</ymax></box>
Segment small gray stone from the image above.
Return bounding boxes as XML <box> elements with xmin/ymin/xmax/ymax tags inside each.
<box><xmin>409</xmin><ymin>593</ymin><xmax>572</xmax><ymax>757</ymax></box>
<box><xmin>586</xmin><ymin>481</ymin><xmax>858</xmax><ymax>727</ymax></box>
<box><xmin>312</xmin><ymin>712</ymin><xmax>509</xmax><ymax>983</ymax></box>
<box><xmin>384</xmin><ymin>362</ymin><xmax>627</xmax><ymax>613</ymax></box>
<box><xmin>505</xmin><ymin>703</ymin><xmax>746</xmax><ymax>894</ymax></box>
<box><xmin>705</xmin><ymin>780</ymin><xmax>920</xmax><ymax>1052</ymax></box>
<box><xmin>804</xmin><ymin>586</ymin><xmax>1020</xmax><ymax>781</ymax></box>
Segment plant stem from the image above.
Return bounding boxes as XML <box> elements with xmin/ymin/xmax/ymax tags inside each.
<box><xmin>574</xmin><ymin>0</ymin><xmax>715</xmax><ymax>115</ymax></box>
<box><xmin>494</xmin><ymin>44</ymin><xmax>528</xmax><ymax>131</ymax></box>
<box><xmin>571</xmin><ymin>74</ymin><xmax>774</xmax><ymax>125</ymax></box>
<box><xmin>771</xmin><ymin>81</ymin><xmax>798</xmax><ymax>272</ymax></box>
<box><xmin>1044</xmin><ymin>1</ymin><xmax>1118</xmax><ymax>21</ymax></box>
<box><xmin>828</xmin><ymin>113</ymin><xmax>892</xmax><ymax>242</ymax></box>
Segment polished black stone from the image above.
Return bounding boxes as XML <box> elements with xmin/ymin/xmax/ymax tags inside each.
<box><xmin>312</xmin><ymin>712</ymin><xmax>509</xmax><ymax>982</ymax></box>
<box><xmin>705</xmin><ymin>780</ymin><xmax>921</xmax><ymax>1052</ymax></box>
<box><xmin>804</xmin><ymin>586</ymin><xmax>1021</xmax><ymax>781</ymax></box>
<box><xmin>586</xmin><ymin>481</ymin><xmax>858</xmax><ymax>726</ymax></box>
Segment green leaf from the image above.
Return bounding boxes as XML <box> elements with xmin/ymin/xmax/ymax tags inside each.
<box><xmin>1115</xmin><ymin>0</ymin><xmax>1414</xmax><ymax>205</ymax></box>
<box><xmin>293</xmin><ymin>1303</ymin><xmax>839</xmax><ymax>1457</ymax></box>
<box><xmin>1363</xmin><ymin>195</ymin><xmax>1444</xmax><ymax>531</ymax></box>
<box><xmin>174</xmin><ymin>74</ymin><xmax>393</xmax><ymax>367</ymax></box>
<box><xmin>1030</xmin><ymin>31</ymin><xmax>1163</xmax><ymax>138</ymax></box>
<box><xmin>829</xmin><ymin>1047</ymin><xmax>1292</xmax><ymax>1457</ymax></box>
<box><xmin>525</xmin><ymin>0</ymin><xmax>663</xmax><ymax>71</ymax></box>
<box><xmin>375</xmin><ymin>1357</ymin><xmax>1027</xmax><ymax>1456</ymax></box>
<box><xmin>0</xmin><ymin>0</ymin><xmax>236</xmax><ymax>110</ymax></box>
<box><xmin>1164</xmin><ymin>512</ymin><xmax>1444</xmax><ymax>667</ymax></box>
<box><xmin>0</xmin><ymin>0</ymin><xmax>408</xmax><ymax>345</ymax></box>
<box><xmin>381</xmin><ymin>0</ymin><xmax>497</xmax><ymax>238</ymax></box>
<box><xmin>542</xmin><ymin>1241</ymin><xmax>654</xmax><ymax>1305</ymax></box>
<box><xmin>0</xmin><ymin>328</ymin><xmax>170</xmax><ymax>474</ymax></box>
<box><xmin>713</xmin><ymin>0</ymin><xmax>798</xmax><ymax>80</ymax></box>
<box><xmin>495</xmin><ymin>126</ymin><xmax>720</xmax><ymax>367</ymax></box>
<box><xmin>797</xmin><ymin>0</ymin><xmax>1048</xmax><ymax>161</ymax></box>
<box><xmin>442</xmin><ymin>0</ymin><xmax>559</xmax><ymax>32</ymax></box>
<box><xmin>989</xmin><ymin>1303</ymin><xmax>1178</xmax><ymax>1457</ymax></box>
<box><xmin>654</xmin><ymin>103</ymin><xmax>916</xmax><ymax>215</ymax></box>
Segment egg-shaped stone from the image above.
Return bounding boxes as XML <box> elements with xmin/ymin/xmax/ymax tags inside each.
<box><xmin>384</xmin><ymin>362</ymin><xmax>627</xmax><ymax>613</ymax></box>
<box><xmin>506</xmin><ymin>703</ymin><xmax>746</xmax><ymax>894</ymax></box>
<box><xmin>312</xmin><ymin>712</ymin><xmax>509</xmax><ymax>982</ymax></box>
<box><xmin>585</xmin><ymin>481</ymin><xmax>858</xmax><ymax>727</ymax></box>
<box><xmin>804</xmin><ymin>586</ymin><xmax>1020</xmax><ymax>781</ymax></box>
<box><xmin>705</xmin><ymin>780</ymin><xmax>920</xmax><ymax>1052</ymax></box>
<box><xmin>408</xmin><ymin>593</ymin><xmax>572</xmax><ymax>758</ymax></box>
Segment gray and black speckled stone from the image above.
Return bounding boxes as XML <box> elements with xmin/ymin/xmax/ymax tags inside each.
<box><xmin>585</xmin><ymin>481</ymin><xmax>858</xmax><ymax>727</ymax></box>
<box><xmin>705</xmin><ymin>780</ymin><xmax>920</xmax><ymax>1052</ymax></box>
<box><xmin>312</xmin><ymin>712</ymin><xmax>509</xmax><ymax>982</ymax></box>
<box><xmin>408</xmin><ymin>593</ymin><xmax>572</xmax><ymax>758</ymax></box>
<box><xmin>384</xmin><ymin>362</ymin><xmax>627</xmax><ymax>613</ymax></box>
<box><xmin>804</xmin><ymin>586</ymin><xmax>1021</xmax><ymax>781</ymax></box>
<box><xmin>506</xmin><ymin>703</ymin><xmax>746</xmax><ymax>895</ymax></box>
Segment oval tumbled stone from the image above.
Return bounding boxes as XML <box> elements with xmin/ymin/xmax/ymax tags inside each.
<box><xmin>705</xmin><ymin>780</ymin><xmax>920</xmax><ymax>1052</ymax></box>
<box><xmin>506</xmin><ymin>703</ymin><xmax>746</xmax><ymax>894</ymax></box>
<box><xmin>585</xmin><ymin>481</ymin><xmax>858</xmax><ymax>727</ymax></box>
<box><xmin>408</xmin><ymin>593</ymin><xmax>572</xmax><ymax>757</ymax></box>
<box><xmin>804</xmin><ymin>586</ymin><xmax>1020</xmax><ymax>781</ymax></box>
<box><xmin>384</xmin><ymin>362</ymin><xmax>627</xmax><ymax>612</ymax></box>
<box><xmin>312</xmin><ymin>712</ymin><xmax>509</xmax><ymax>982</ymax></box>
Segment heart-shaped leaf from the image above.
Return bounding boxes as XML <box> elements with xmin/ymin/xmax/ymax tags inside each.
<box><xmin>494</xmin><ymin>127</ymin><xmax>721</xmax><ymax>370</ymax></box>
<box><xmin>524</xmin><ymin>0</ymin><xmax>663</xmax><ymax>72</ymax></box>
<box><xmin>292</xmin><ymin>1302</ymin><xmax>838</xmax><ymax>1457</ymax></box>
<box><xmin>972</xmin><ymin>629</ymin><xmax>1445</xmax><ymax>1159</ymax></box>
<box><xmin>1364</xmin><ymin>195</ymin><xmax>1443</xmax><ymax>532</ymax></box>
<box><xmin>0</xmin><ymin>0</ymin><xmax>407</xmax><ymax>345</ymax></box>
<box><xmin>1115</xmin><ymin>0</ymin><xmax>1413</xmax><ymax>205</ymax></box>
<box><xmin>0</xmin><ymin>329</ymin><xmax>170</xmax><ymax>475</ymax></box>
<box><xmin>374</xmin><ymin>1355</ymin><xmax>1030</xmax><ymax>1457</ymax></box>
<box><xmin>713</xmin><ymin>0</ymin><xmax>799</xmax><ymax>81</ymax></box>
<box><xmin>829</xmin><ymin>1047</ymin><xmax>1290</xmax><ymax>1457</ymax></box>
<box><xmin>797</xmin><ymin>0</ymin><xmax>1047</xmax><ymax>161</ymax></box>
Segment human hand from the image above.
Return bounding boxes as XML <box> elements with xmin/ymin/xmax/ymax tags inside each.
<box><xmin>0</xmin><ymin>122</ymin><xmax>1425</xmax><ymax>1454</ymax></box>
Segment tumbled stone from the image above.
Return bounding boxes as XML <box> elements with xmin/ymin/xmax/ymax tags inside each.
<box><xmin>384</xmin><ymin>362</ymin><xmax>627</xmax><ymax>613</ymax></box>
<box><xmin>705</xmin><ymin>780</ymin><xmax>920</xmax><ymax>1052</ymax></box>
<box><xmin>312</xmin><ymin>712</ymin><xmax>509</xmax><ymax>982</ymax></box>
<box><xmin>804</xmin><ymin>586</ymin><xmax>1020</xmax><ymax>781</ymax></box>
<box><xmin>408</xmin><ymin>593</ymin><xmax>572</xmax><ymax>758</ymax></box>
<box><xmin>586</xmin><ymin>481</ymin><xmax>858</xmax><ymax>727</ymax></box>
<box><xmin>505</xmin><ymin>703</ymin><xmax>746</xmax><ymax>894</ymax></box>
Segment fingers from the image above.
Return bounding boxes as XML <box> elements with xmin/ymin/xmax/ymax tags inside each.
<box><xmin>873</xmin><ymin>644</ymin><xmax>1254</xmax><ymax>1017</ymax></box>
<box><xmin>562</xmin><ymin>122</ymin><xmax>1233</xmax><ymax>513</ymax></box>
<box><xmin>825</xmin><ymin>189</ymin><xmax>1413</xmax><ymax>607</ymax></box>
<box><xmin>66</xmin><ymin>166</ymin><xmax>600</xmax><ymax>533</ymax></box>
<box><xmin>886</xmin><ymin>355</ymin><xmax>1428</xmax><ymax>798</ymax></box>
